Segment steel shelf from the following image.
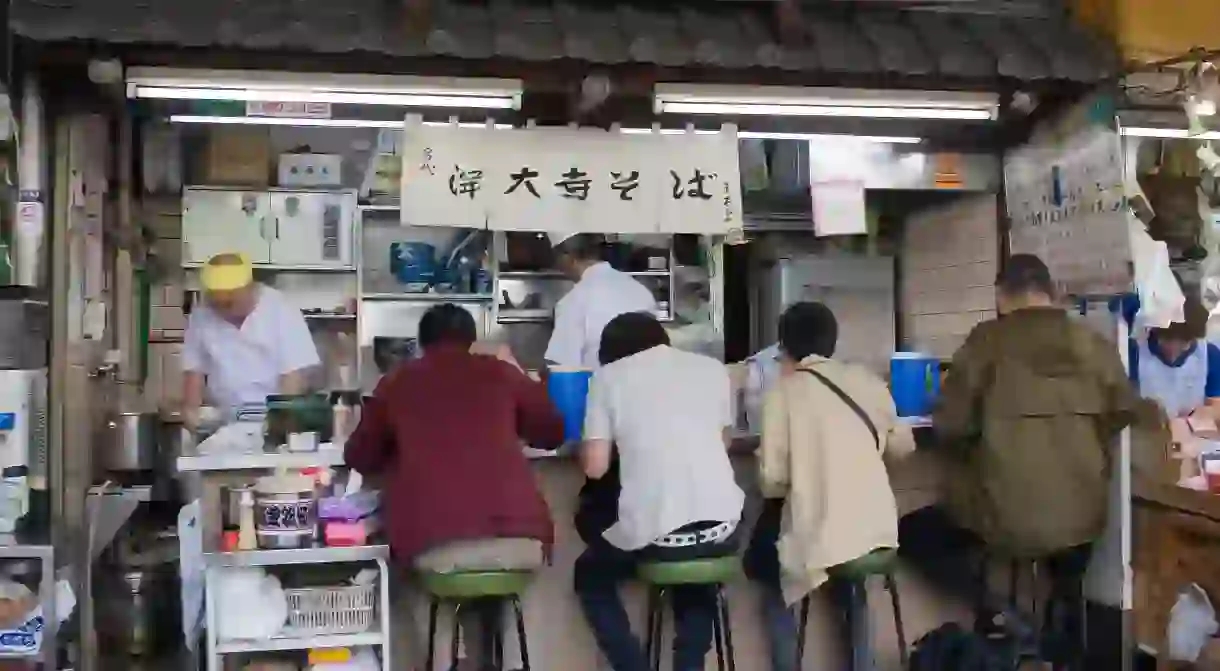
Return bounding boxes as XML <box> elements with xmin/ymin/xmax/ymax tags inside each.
<box><xmin>215</xmin><ymin>630</ymin><xmax>385</xmax><ymax>654</ymax></box>
<box><xmin>177</xmin><ymin>447</ymin><xmax>346</xmax><ymax>472</ymax></box>
<box><xmin>206</xmin><ymin>545</ymin><xmax>390</xmax><ymax>568</ymax></box>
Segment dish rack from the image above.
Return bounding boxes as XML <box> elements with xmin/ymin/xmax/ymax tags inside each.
<box><xmin>285</xmin><ymin>583</ymin><xmax>377</xmax><ymax>635</ymax></box>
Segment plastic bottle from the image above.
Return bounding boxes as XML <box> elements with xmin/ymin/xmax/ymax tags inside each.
<box><xmin>332</xmin><ymin>395</ymin><xmax>353</xmax><ymax>447</ymax></box>
<box><xmin>237</xmin><ymin>489</ymin><xmax>257</xmax><ymax>551</ymax></box>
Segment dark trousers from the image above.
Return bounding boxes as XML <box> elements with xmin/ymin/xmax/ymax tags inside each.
<box><xmin>574</xmin><ymin>522</ymin><xmax>736</xmax><ymax>671</ymax></box>
<box><xmin>744</xmin><ymin>499</ymin><xmax>867</xmax><ymax>671</ymax></box>
<box><xmin>897</xmin><ymin>505</ymin><xmax>1093</xmax><ymax>669</ymax></box>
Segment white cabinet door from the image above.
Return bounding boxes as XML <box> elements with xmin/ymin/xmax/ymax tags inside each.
<box><xmin>268</xmin><ymin>192</ymin><xmax>354</xmax><ymax>267</ymax></box>
<box><xmin>181</xmin><ymin>190</ymin><xmax>272</xmax><ymax>264</ymax></box>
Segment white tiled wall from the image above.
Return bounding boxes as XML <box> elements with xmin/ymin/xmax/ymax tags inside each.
<box><xmin>901</xmin><ymin>195</ymin><xmax>999</xmax><ymax>359</ymax></box>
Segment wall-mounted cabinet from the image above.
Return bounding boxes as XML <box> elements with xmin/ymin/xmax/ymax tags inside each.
<box><xmin>182</xmin><ymin>187</ymin><xmax>356</xmax><ymax>269</ymax></box>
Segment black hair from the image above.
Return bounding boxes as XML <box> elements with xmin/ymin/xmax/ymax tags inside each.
<box><xmin>996</xmin><ymin>254</ymin><xmax>1055</xmax><ymax>298</ymax></box>
<box><xmin>418</xmin><ymin>303</ymin><xmax>477</xmax><ymax>349</ymax></box>
<box><xmin>599</xmin><ymin>311</ymin><xmax>670</xmax><ymax>366</ymax></box>
<box><xmin>553</xmin><ymin>234</ymin><xmax>606</xmax><ymax>263</ymax></box>
<box><xmin>778</xmin><ymin>302</ymin><xmax>838</xmax><ymax>361</ymax></box>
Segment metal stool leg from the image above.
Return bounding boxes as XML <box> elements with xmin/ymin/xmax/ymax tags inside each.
<box><xmin>712</xmin><ymin>589</ymin><xmax>726</xmax><ymax>671</ymax></box>
<box><xmin>491</xmin><ymin>600</ymin><xmax>504</xmax><ymax>671</ymax></box>
<box><xmin>885</xmin><ymin>573</ymin><xmax>909</xmax><ymax>670</ymax></box>
<box><xmin>511</xmin><ymin>596</ymin><xmax>531</xmax><ymax>671</ymax></box>
<box><xmin>795</xmin><ymin>596</ymin><xmax>811</xmax><ymax>669</ymax></box>
<box><xmin>647</xmin><ymin>587</ymin><xmax>664</xmax><ymax>671</ymax></box>
<box><xmin>450</xmin><ymin>602</ymin><xmax>462</xmax><ymax>671</ymax></box>
<box><xmin>719</xmin><ymin>586</ymin><xmax>737</xmax><ymax>671</ymax></box>
<box><xmin>426</xmin><ymin>598</ymin><xmax>440</xmax><ymax>671</ymax></box>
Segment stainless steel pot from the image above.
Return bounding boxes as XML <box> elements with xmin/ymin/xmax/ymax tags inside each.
<box><xmin>253</xmin><ymin>489</ymin><xmax>317</xmax><ymax>550</ymax></box>
<box><xmin>97</xmin><ymin>410</ymin><xmax>158</xmax><ymax>472</ymax></box>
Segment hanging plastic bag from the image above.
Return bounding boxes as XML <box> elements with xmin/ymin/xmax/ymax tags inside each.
<box><xmin>1128</xmin><ymin>211</ymin><xmax>1185</xmax><ymax>330</ymax></box>
<box><xmin>1168</xmin><ymin>583</ymin><xmax>1218</xmax><ymax>661</ymax></box>
<box><xmin>178</xmin><ymin>499</ymin><xmax>204</xmax><ymax>651</ymax></box>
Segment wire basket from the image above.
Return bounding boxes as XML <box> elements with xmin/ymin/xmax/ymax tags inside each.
<box><xmin>284</xmin><ymin>583</ymin><xmax>377</xmax><ymax>635</ymax></box>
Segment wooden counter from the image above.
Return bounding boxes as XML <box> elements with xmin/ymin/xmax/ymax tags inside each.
<box><xmin>390</xmin><ymin>450</ymin><xmax>959</xmax><ymax>670</ymax></box>
<box><xmin>1133</xmin><ymin>477</ymin><xmax>1220</xmax><ymax>670</ymax></box>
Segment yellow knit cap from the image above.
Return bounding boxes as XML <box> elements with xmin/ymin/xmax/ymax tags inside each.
<box><xmin>200</xmin><ymin>253</ymin><xmax>254</xmax><ymax>291</ymax></box>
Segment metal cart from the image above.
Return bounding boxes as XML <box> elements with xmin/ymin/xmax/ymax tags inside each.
<box><xmin>178</xmin><ymin>444</ymin><xmax>392</xmax><ymax>671</ymax></box>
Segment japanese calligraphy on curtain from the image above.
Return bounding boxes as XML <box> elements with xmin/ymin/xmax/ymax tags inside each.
<box><xmin>400</xmin><ymin>119</ymin><xmax>742</xmax><ymax>235</ymax></box>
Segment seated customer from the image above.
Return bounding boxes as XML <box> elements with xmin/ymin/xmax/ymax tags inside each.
<box><xmin>344</xmin><ymin>304</ymin><xmax>566</xmax><ymax>671</ymax></box>
<box><xmin>751</xmin><ymin>302</ymin><xmax>914</xmax><ymax>671</ymax></box>
<box><xmin>575</xmin><ymin>312</ymin><xmax>745</xmax><ymax>671</ymax></box>
<box><xmin>900</xmin><ymin>255</ymin><xmax>1141</xmax><ymax>668</ymax></box>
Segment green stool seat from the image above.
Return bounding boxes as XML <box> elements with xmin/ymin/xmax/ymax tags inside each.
<box><xmin>638</xmin><ymin>555</ymin><xmax>741</xmax><ymax>585</ymax></box>
<box><xmin>640</xmin><ymin>556</ymin><xmax>739</xmax><ymax>671</ymax></box>
<box><xmin>827</xmin><ymin>547</ymin><xmax>899</xmax><ymax>581</ymax></box>
<box><xmin>419</xmin><ymin>569</ymin><xmax>536</xmax><ymax>670</ymax></box>
<box><xmin>419</xmin><ymin>569</ymin><xmax>534</xmax><ymax>599</ymax></box>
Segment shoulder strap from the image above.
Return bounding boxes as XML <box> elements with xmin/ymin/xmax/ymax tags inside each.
<box><xmin>800</xmin><ymin>368</ymin><xmax>880</xmax><ymax>450</ymax></box>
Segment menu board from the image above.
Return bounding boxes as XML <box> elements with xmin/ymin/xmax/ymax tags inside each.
<box><xmin>1005</xmin><ymin>123</ymin><xmax>1130</xmax><ymax>297</ymax></box>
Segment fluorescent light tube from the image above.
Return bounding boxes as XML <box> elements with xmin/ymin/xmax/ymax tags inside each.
<box><xmin>1119</xmin><ymin>126</ymin><xmax>1220</xmax><ymax>140</ymax></box>
<box><xmin>169</xmin><ymin>115</ymin><xmax>514</xmax><ymax>130</ymax></box>
<box><xmin>135</xmin><ymin>86</ymin><xmax>515</xmax><ymax>109</ymax></box>
<box><xmin>619</xmin><ymin>127</ymin><xmax>921</xmax><ymax>144</ymax></box>
<box><xmin>657</xmin><ymin>101</ymin><xmax>993</xmax><ymax>121</ymax></box>
<box><xmin>653</xmin><ymin>84</ymin><xmax>997</xmax><ymax>121</ymax></box>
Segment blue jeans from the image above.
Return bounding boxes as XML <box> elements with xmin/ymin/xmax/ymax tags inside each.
<box><xmin>757</xmin><ymin>573</ymin><xmax>873</xmax><ymax>671</ymax></box>
<box><xmin>573</xmin><ymin>529</ymin><xmax>731</xmax><ymax>671</ymax></box>
<box><xmin>747</xmin><ymin>499</ymin><xmax>873</xmax><ymax>671</ymax></box>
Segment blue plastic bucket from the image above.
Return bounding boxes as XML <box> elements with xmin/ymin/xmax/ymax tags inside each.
<box><xmin>547</xmin><ymin>367</ymin><xmax>593</xmax><ymax>442</ymax></box>
<box><xmin>890</xmin><ymin>352</ymin><xmax>940</xmax><ymax>417</ymax></box>
<box><xmin>390</xmin><ymin>242</ymin><xmax>436</xmax><ymax>291</ymax></box>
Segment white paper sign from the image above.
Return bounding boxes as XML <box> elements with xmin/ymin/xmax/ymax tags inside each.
<box><xmin>400</xmin><ymin>118</ymin><xmax>742</xmax><ymax>236</ymax></box>
<box><xmin>808</xmin><ymin>136</ymin><xmax>874</xmax><ymax>237</ymax></box>
<box><xmin>811</xmin><ymin>181</ymin><xmax>867</xmax><ymax>237</ymax></box>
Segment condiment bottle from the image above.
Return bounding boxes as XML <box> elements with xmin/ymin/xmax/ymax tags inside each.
<box><xmin>237</xmin><ymin>489</ymin><xmax>257</xmax><ymax>551</ymax></box>
<box><xmin>332</xmin><ymin>395</ymin><xmax>353</xmax><ymax>446</ymax></box>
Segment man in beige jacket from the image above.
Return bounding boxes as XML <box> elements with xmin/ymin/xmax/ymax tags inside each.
<box><xmin>751</xmin><ymin>302</ymin><xmax>915</xmax><ymax>671</ymax></box>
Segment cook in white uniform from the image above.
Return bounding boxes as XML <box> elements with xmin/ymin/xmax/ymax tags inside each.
<box><xmin>544</xmin><ymin>233</ymin><xmax>657</xmax><ymax>369</ymax></box>
<box><xmin>181</xmin><ymin>252</ymin><xmax>321</xmax><ymax>429</ymax></box>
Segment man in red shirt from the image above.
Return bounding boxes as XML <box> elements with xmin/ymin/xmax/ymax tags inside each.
<box><xmin>345</xmin><ymin>303</ymin><xmax>566</xmax><ymax>671</ymax></box>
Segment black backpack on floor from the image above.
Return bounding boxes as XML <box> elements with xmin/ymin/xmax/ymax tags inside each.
<box><xmin>908</xmin><ymin>623</ymin><xmax>1019</xmax><ymax>671</ymax></box>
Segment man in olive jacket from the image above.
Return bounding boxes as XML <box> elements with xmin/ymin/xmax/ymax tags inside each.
<box><xmin>899</xmin><ymin>254</ymin><xmax>1141</xmax><ymax>669</ymax></box>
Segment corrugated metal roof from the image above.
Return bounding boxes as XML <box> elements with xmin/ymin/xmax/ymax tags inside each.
<box><xmin>10</xmin><ymin>0</ymin><xmax>1118</xmax><ymax>83</ymax></box>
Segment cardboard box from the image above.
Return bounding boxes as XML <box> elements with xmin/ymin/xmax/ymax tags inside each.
<box><xmin>202</xmin><ymin>127</ymin><xmax>271</xmax><ymax>186</ymax></box>
<box><xmin>278</xmin><ymin>153</ymin><xmax>342</xmax><ymax>187</ymax></box>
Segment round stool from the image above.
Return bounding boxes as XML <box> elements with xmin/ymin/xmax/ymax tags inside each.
<box><xmin>638</xmin><ymin>555</ymin><xmax>740</xmax><ymax>671</ymax></box>
<box><xmin>419</xmin><ymin>569</ymin><xmax>535</xmax><ymax>671</ymax></box>
<box><xmin>795</xmin><ymin>548</ymin><xmax>909</xmax><ymax>670</ymax></box>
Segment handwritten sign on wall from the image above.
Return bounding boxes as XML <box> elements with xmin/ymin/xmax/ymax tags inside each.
<box><xmin>400</xmin><ymin>118</ymin><xmax>743</xmax><ymax>235</ymax></box>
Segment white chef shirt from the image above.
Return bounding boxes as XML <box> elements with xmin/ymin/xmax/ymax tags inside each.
<box><xmin>545</xmin><ymin>262</ymin><xmax>657</xmax><ymax>369</ymax></box>
<box><xmin>182</xmin><ymin>284</ymin><xmax>321</xmax><ymax>414</ymax></box>
<box><xmin>744</xmin><ymin>344</ymin><xmax>783</xmax><ymax>432</ymax></box>
<box><xmin>583</xmin><ymin>345</ymin><xmax>745</xmax><ymax>550</ymax></box>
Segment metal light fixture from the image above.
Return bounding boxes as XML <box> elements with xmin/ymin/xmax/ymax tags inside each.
<box><xmin>653</xmin><ymin>84</ymin><xmax>998</xmax><ymax>121</ymax></box>
<box><xmin>128</xmin><ymin>68</ymin><xmax>523</xmax><ymax>109</ymax></box>
<box><xmin>168</xmin><ymin>115</ymin><xmax>515</xmax><ymax>130</ymax></box>
<box><xmin>168</xmin><ymin>114</ymin><xmax>920</xmax><ymax>143</ymax></box>
<box><xmin>618</xmin><ymin>127</ymin><xmax>921</xmax><ymax>144</ymax></box>
<box><xmin>1120</xmin><ymin>126</ymin><xmax>1220</xmax><ymax>140</ymax></box>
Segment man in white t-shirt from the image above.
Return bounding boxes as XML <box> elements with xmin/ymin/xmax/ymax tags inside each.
<box><xmin>181</xmin><ymin>253</ymin><xmax>321</xmax><ymax>427</ymax></box>
<box><xmin>575</xmin><ymin>312</ymin><xmax>744</xmax><ymax>671</ymax></box>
